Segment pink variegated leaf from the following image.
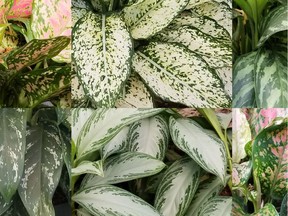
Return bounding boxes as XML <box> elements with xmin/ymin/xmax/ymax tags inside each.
<box><xmin>7</xmin><ymin>0</ymin><xmax>33</xmax><ymax>19</ymax></box>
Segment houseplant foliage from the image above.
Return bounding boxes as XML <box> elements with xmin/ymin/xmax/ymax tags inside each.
<box><xmin>232</xmin><ymin>108</ymin><xmax>288</xmax><ymax>215</ymax></box>
<box><xmin>0</xmin><ymin>108</ymin><xmax>71</xmax><ymax>215</ymax></box>
<box><xmin>72</xmin><ymin>0</ymin><xmax>232</xmax><ymax>108</ymax></box>
<box><xmin>0</xmin><ymin>0</ymin><xmax>71</xmax><ymax>108</ymax></box>
<box><xmin>71</xmin><ymin>108</ymin><xmax>232</xmax><ymax>216</ymax></box>
<box><xmin>232</xmin><ymin>0</ymin><xmax>288</xmax><ymax>107</ymax></box>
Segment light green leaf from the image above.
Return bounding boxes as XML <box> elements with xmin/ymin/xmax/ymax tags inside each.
<box><xmin>72</xmin><ymin>160</ymin><xmax>103</xmax><ymax>177</ymax></box>
<box><xmin>76</xmin><ymin>208</ymin><xmax>92</xmax><ymax>216</ymax></box>
<box><xmin>199</xmin><ymin>196</ymin><xmax>232</xmax><ymax>216</ymax></box>
<box><xmin>232</xmin><ymin>161</ymin><xmax>252</xmax><ymax>187</ymax></box>
<box><xmin>155</xmin><ymin>157</ymin><xmax>201</xmax><ymax>216</ymax></box>
<box><xmin>132</xmin><ymin>42</ymin><xmax>231</xmax><ymax>107</ymax></box>
<box><xmin>252</xmin><ymin>203</ymin><xmax>279</xmax><ymax>216</ymax></box>
<box><xmin>169</xmin><ymin>116</ymin><xmax>227</xmax><ymax>183</ymax></box>
<box><xmin>216</xmin><ymin>112</ymin><xmax>232</xmax><ymax>130</ymax></box>
<box><xmin>122</xmin><ymin>0</ymin><xmax>189</xmax><ymax>39</ymax></box>
<box><xmin>81</xmin><ymin>152</ymin><xmax>166</xmax><ymax>187</ymax></box>
<box><xmin>0</xmin><ymin>108</ymin><xmax>27</xmax><ymax>202</ymax></box>
<box><xmin>73</xmin><ymin>184</ymin><xmax>161</xmax><ymax>216</ymax></box>
<box><xmin>127</xmin><ymin>114</ymin><xmax>169</xmax><ymax>160</ymax></box>
<box><xmin>72</xmin><ymin>12</ymin><xmax>133</xmax><ymax>107</ymax></box>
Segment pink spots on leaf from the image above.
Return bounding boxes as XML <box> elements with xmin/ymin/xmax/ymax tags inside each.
<box><xmin>232</xmin><ymin>168</ymin><xmax>240</xmax><ymax>186</ymax></box>
<box><xmin>272</xmin><ymin>128</ymin><xmax>287</xmax><ymax>145</ymax></box>
<box><xmin>271</xmin><ymin>146</ymin><xmax>284</xmax><ymax>158</ymax></box>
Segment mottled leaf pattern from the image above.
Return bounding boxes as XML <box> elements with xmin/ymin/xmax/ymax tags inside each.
<box><xmin>7</xmin><ymin>0</ymin><xmax>32</xmax><ymax>19</ymax></box>
<box><xmin>199</xmin><ymin>196</ymin><xmax>232</xmax><ymax>216</ymax></box>
<box><xmin>72</xmin><ymin>160</ymin><xmax>103</xmax><ymax>177</ymax></box>
<box><xmin>232</xmin><ymin>161</ymin><xmax>252</xmax><ymax>187</ymax></box>
<box><xmin>251</xmin><ymin>203</ymin><xmax>279</xmax><ymax>216</ymax></box>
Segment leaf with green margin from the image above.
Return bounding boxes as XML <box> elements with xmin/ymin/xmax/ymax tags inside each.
<box><xmin>252</xmin><ymin>118</ymin><xmax>288</xmax><ymax>199</ymax></box>
<box><xmin>255</xmin><ymin>48</ymin><xmax>288</xmax><ymax>108</ymax></box>
<box><xmin>74</xmin><ymin>108</ymin><xmax>163</xmax><ymax>162</ymax></box>
<box><xmin>16</xmin><ymin>66</ymin><xmax>71</xmax><ymax>108</ymax></box>
<box><xmin>72</xmin><ymin>160</ymin><xmax>103</xmax><ymax>177</ymax></box>
<box><xmin>73</xmin><ymin>184</ymin><xmax>161</xmax><ymax>216</ymax></box>
<box><xmin>127</xmin><ymin>114</ymin><xmax>169</xmax><ymax>160</ymax></box>
<box><xmin>132</xmin><ymin>42</ymin><xmax>231</xmax><ymax>107</ymax></box>
<box><xmin>280</xmin><ymin>194</ymin><xmax>287</xmax><ymax>216</ymax></box>
<box><xmin>18</xmin><ymin>124</ymin><xmax>64</xmax><ymax>216</ymax></box>
<box><xmin>72</xmin><ymin>12</ymin><xmax>133</xmax><ymax>107</ymax></box>
<box><xmin>154</xmin><ymin>157</ymin><xmax>201</xmax><ymax>216</ymax></box>
<box><xmin>198</xmin><ymin>196</ymin><xmax>232</xmax><ymax>216</ymax></box>
<box><xmin>232</xmin><ymin>161</ymin><xmax>252</xmax><ymax>187</ymax></box>
<box><xmin>251</xmin><ymin>203</ymin><xmax>279</xmax><ymax>216</ymax></box>
<box><xmin>0</xmin><ymin>108</ymin><xmax>27</xmax><ymax>202</ymax></box>
<box><xmin>169</xmin><ymin>116</ymin><xmax>227</xmax><ymax>183</ymax></box>
<box><xmin>258</xmin><ymin>5</ymin><xmax>288</xmax><ymax>47</ymax></box>
<box><xmin>81</xmin><ymin>152</ymin><xmax>165</xmax><ymax>188</ymax></box>
<box><xmin>5</xmin><ymin>36</ymin><xmax>70</xmax><ymax>72</ymax></box>
<box><xmin>122</xmin><ymin>0</ymin><xmax>189</xmax><ymax>39</ymax></box>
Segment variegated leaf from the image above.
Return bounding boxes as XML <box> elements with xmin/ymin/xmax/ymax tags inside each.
<box><xmin>169</xmin><ymin>116</ymin><xmax>227</xmax><ymax>183</ymax></box>
<box><xmin>280</xmin><ymin>194</ymin><xmax>287</xmax><ymax>216</ymax></box>
<box><xmin>72</xmin><ymin>0</ymin><xmax>92</xmax><ymax>9</ymax></box>
<box><xmin>7</xmin><ymin>0</ymin><xmax>32</xmax><ymax>19</ymax></box>
<box><xmin>73</xmin><ymin>184</ymin><xmax>161</xmax><ymax>216</ymax></box>
<box><xmin>154</xmin><ymin>157</ymin><xmax>201</xmax><ymax>216</ymax></box>
<box><xmin>74</xmin><ymin>109</ymin><xmax>163</xmax><ymax>162</ymax></box>
<box><xmin>251</xmin><ymin>203</ymin><xmax>279</xmax><ymax>216</ymax></box>
<box><xmin>81</xmin><ymin>152</ymin><xmax>165</xmax><ymax>188</ymax></box>
<box><xmin>185</xmin><ymin>0</ymin><xmax>230</xmax><ymax>9</ymax></box>
<box><xmin>51</xmin><ymin>91</ymin><xmax>71</xmax><ymax>108</ymax></box>
<box><xmin>72</xmin><ymin>12</ymin><xmax>133</xmax><ymax>107</ymax></box>
<box><xmin>255</xmin><ymin>48</ymin><xmax>288</xmax><ymax>108</ymax></box>
<box><xmin>132</xmin><ymin>42</ymin><xmax>231</xmax><ymax>107</ymax></box>
<box><xmin>232</xmin><ymin>197</ymin><xmax>247</xmax><ymax>216</ymax></box>
<box><xmin>0</xmin><ymin>26</ymin><xmax>19</xmax><ymax>62</ymax></box>
<box><xmin>216</xmin><ymin>112</ymin><xmax>232</xmax><ymax>130</ymax></box>
<box><xmin>72</xmin><ymin>7</ymin><xmax>89</xmax><ymax>26</ymax></box>
<box><xmin>72</xmin><ymin>160</ymin><xmax>103</xmax><ymax>177</ymax></box>
<box><xmin>232</xmin><ymin>52</ymin><xmax>257</xmax><ymax>108</ymax></box>
<box><xmin>0</xmin><ymin>0</ymin><xmax>13</xmax><ymax>23</ymax></box>
<box><xmin>0</xmin><ymin>108</ymin><xmax>27</xmax><ymax>202</ymax></box>
<box><xmin>2</xmin><ymin>194</ymin><xmax>29</xmax><ymax>216</ymax></box>
<box><xmin>0</xmin><ymin>194</ymin><xmax>12</xmax><ymax>215</ymax></box>
<box><xmin>122</xmin><ymin>0</ymin><xmax>189</xmax><ymax>39</ymax></box>
<box><xmin>16</xmin><ymin>66</ymin><xmax>71</xmax><ymax>108</ymax></box>
<box><xmin>77</xmin><ymin>208</ymin><xmax>92</xmax><ymax>216</ymax></box>
<box><xmin>258</xmin><ymin>5</ymin><xmax>288</xmax><ymax>47</ymax></box>
<box><xmin>115</xmin><ymin>72</ymin><xmax>154</xmax><ymax>108</ymax></box>
<box><xmin>127</xmin><ymin>114</ymin><xmax>169</xmax><ymax>160</ymax></box>
<box><xmin>199</xmin><ymin>196</ymin><xmax>232</xmax><ymax>216</ymax></box>
<box><xmin>18</xmin><ymin>124</ymin><xmax>63</xmax><ymax>216</ymax></box>
<box><xmin>232</xmin><ymin>161</ymin><xmax>252</xmax><ymax>187</ymax></box>
<box><xmin>252</xmin><ymin>118</ymin><xmax>288</xmax><ymax>199</ymax></box>
<box><xmin>5</xmin><ymin>36</ymin><xmax>70</xmax><ymax>72</ymax></box>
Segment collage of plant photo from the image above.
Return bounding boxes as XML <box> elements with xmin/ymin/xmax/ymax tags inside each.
<box><xmin>0</xmin><ymin>0</ymin><xmax>287</xmax><ymax>216</ymax></box>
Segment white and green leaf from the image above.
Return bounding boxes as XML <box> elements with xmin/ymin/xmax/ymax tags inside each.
<box><xmin>232</xmin><ymin>161</ymin><xmax>252</xmax><ymax>187</ymax></box>
<box><xmin>198</xmin><ymin>196</ymin><xmax>232</xmax><ymax>216</ymax></box>
<box><xmin>251</xmin><ymin>203</ymin><xmax>279</xmax><ymax>216</ymax></box>
<box><xmin>72</xmin><ymin>160</ymin><xmax>103</xmax><ymax>177</ymax></box>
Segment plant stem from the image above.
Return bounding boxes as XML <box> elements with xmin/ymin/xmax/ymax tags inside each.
<box><xmin>253</xmin><ymin>170</ymin><xmax>262</xmax><ymax>211</ymax></box>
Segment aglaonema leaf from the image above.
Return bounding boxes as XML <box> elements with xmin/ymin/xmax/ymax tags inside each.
<box><xmin>7</xmin><ymin>0</ymin><xmax>32</xmax><ymax>19</ymax></box>
<box><xmin>252</xmin><ymin>203</ymin><xmax>279</xmax><ymax>216</ymax></box>
<box><xmin>198</xmin><ymin>196</ymin><xmax>232</xmax><ymax>216</ymax></box>
<box><xmin>232</xmin><ymin>161</ymin><xmax>252</xmax><ymax>187</ymax></box>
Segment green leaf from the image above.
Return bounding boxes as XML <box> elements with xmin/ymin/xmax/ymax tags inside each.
<box><xmin>72</xmin><ymin>12</ymin><xmax>133</xmax><ymax>107</ymax></box>
<box><xmin>122</xmin><ymin>0</ymin><xmax>189</xmax><ymax>39</ymax></box>
<box><xmin>74</xmin><ymin>108</ymin><xmax>163</xmax><ymax>162</ymax></box>
<box><xmin>199</xmin><ymin>196</ymin><xmax>232</xmax><ymax>216</ymax></box>
<box><xmin>72</xmin><ymin>0</ymin><xmax>92</xmax><ymax>10</ymax></box>
<box><xmin>127</xmin><ymin>114</ymin><xmax>169</xmax><ymax>160</ymax></box>
<box><xmin>81</xmin><ymin>152</ymin><xmax>166</xmax><ymax>187</ymax></box>
<box><xmin>76</xmin><ymin>208</ymin><xmax>92</xmax><ymax>216</ymax></box>
<box><xmin>132</xmin><ymin>42</ymin><xmax>231</xmax><ymax>107</ymax></box>
<box><xmin>16</xmin><ymin>66</ymin><xmax>71</xmax><ymax>108</ymax></box>
<box><xmin>255</xmin><ymin>48</ymin><xmax>288</xmax><ymax>108</ymax></box>
<box><xmin>154</xmin><ymin>157</ymin><xmax>201</xmax><ymax>216</ymax></box>
<box><xmin>72</xmin><ymin>160</ymin><xmax>103</xmax><ymax>177</ymax></box>
<box><xmin>73</xmin><ymin>184</ymin><xmax>161</xmax><ymax>216</ymax></box>
<box><xmin>258</xmin><ymin>5</ymin><xmax>288</xmax><ymax>47</ymax></box>
<box><xmin>18</xmin><ymin>124</ymin><xmax>64</xmax><ymax>216</ymax></box>
<box><xmin>0</xmin><ymin>194</ymin><xmax>12</xmax><ymax>215</ymax></box>
<box><xmin>280</xmin><ymin>194</ymin><xmax>287</xmax><ymax>216</ymax></box>
<box><xmin>216</xmin><ymin>112</ymin><xmax>232</xmax><ymax>130</ymax></box>
<box><xmin>169</xmin><ymin>116</ymin><xmax>227</xmax><ymax>183</ymax></box>
<box><xmin>232</xmin><ymin>161</ymin><xmax>252</xmax><ymax>187</ymax></box>
<box><xmin>252</xmin><ymin>203</ymin><xmax>279</xmax><ymax>216</ymax></box>
<box><xmin>0</xmin><ymin>108</ymin><xmax>27</xmax><ymax>202</ymax></box>
<box><xmin>232</xmin><ymin>197</ymin><xmax>247</xmax><ymax>216</ymax></box>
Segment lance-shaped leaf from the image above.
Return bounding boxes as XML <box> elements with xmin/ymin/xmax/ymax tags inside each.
<box><xmin>154</xmin><ymin>157</ymin><xmax>201</xmax><ymax>216</ymax></box>
<box><xmin>233</xmin><ymin>51</ymin><xmax>257</xmax><ymax>108</ymax></box>
<box><xmin>232</xmin><ymin>197</ymin><xmax>247</xmax><ymax>216</ymax></box>
<box><xmin>122</xmin><ymin>0</ymin><xmax>189</xmax><ymax>39</ymax></box>
<box><xmin>232</xmin><ymin>161</ymin><xmax>252</xmax><ymax>187</ymax></box>
<box><xmin>72</xmin><ymin>160</ymin><xmax>103</xmax><ymax>177</ymax></box>
<box><xmin>75</xmin><ymin>109</ymin><xmax>163</xmax><ymax>162</ymax></box>
<box><xmin>251</xmin><ymin>203</ymin><xmax>279</xmax><ymax>216</ymax></box>
<box><xmin>255</xmin><ymin>48</ymin><xmax>288</xmax><ymax>108</ymax></box>
<box><xmin>0</xmin><ymin>108</ymin><xmax>27</xmax><ymax>202</ymax></box>
<box><xmin>252</xmin><ymin>118</ymin><xmax>288</xmax><ymax>199</ymax></box>
<box><xmin>132</xmin><ymin>42</ymin><xmax>231</xmax><ymax>108</ymax></box>
<box><xmin>73</xmin><ymin>184</ymin><xmax>161</xmax><ymax>216</ymax></box>
<box><xmin>258</xmin><ymin>5</ymin><xmax>288</xmax><ymax>47</ymax></box>
<box><xmin>185</xmin><ymin>0</ymin><xmax>231</xmax><ymax>9</ymax></box>
<box><xmin>198</xmin><ymin>196</ymin><xmax>232</xmax><ymax>216</ymax></box>
<box><xmin>5</xmin><ymin>36</ymin><xmax>70</xmax><ymax>72</ymax></box>
<box><xmin>127</xmin><ymin>114</ymin><xmax>169</xmax><ymax>160</ymax></box>
<box><xmin>18</xmin><ymin>124</ymin><xmax>64</xmax><ymax>216</ymax></box>
<box><xmin>7</xmin><ymin>0</ymin><xmax>32</xmax><ymax>19</ymax></box>
<box><xmin>280</xmin><ymin>194</ymin><xmax>287</xmax><ymax>216</ymax></box>
<box><xmin>81</xmin><ymin>152</ymin><xmax>165</xmax><ymax>188</ymax></box>
<box><xmin>72</xmin><ymin>12</ymin><xmax>132</xmax><ymax>107</ymax></box>
<box><xmin>169</xmin><ymin>116</ymin><xmax>227</xmax><ymax>183</ymax></box>
<box><xmin>0</xmin><ymin>194</ymin><xmax>12</xmax><ymax>215</ymax></box>
<box><xmin>16</xmin><ymin>66</ymin><xmax>71</xmax><ymax>108</ymax></box>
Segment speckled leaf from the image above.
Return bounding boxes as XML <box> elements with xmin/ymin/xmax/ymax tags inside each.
<box><xmin>122</xmin><ymin>0</ymin><xmax>189</xmax><ymax>39</ymax></box>
<box><xmin>232</xmin><ymin>161</ymin><xmax>252</xmax><ymax>187</ymax></box>
<box><xmin>154</xmin><ymin>157</ymin><xmax>200</xmax><ymax>216</ymax></box>
<box><xmin>127</xmin><ymin>114</ymin><xmax>169</xmax><ymax>160</ymax></box>
<box><xmin>72</xmin><ymin>0</ymin><xmax>92</xmax><ymax>9</ymax></box>
<box><xmin>258</xmin><ymin>5</ymin><xmax>288</xmax><ymax>47</ymax></box>
<box><xmin>0</xmin><ymin>0</ymin><xmax>13</xmax><ymax>22</ymax></box>
<box><xmin>251</xmin><ymin>203</ymin><xmax>279</xmax><ymax>216</ymax></box>
<box><xmin>73</xmin><ymin>184</ymin><xmax>161</xmax><ymax>216</ymax></box>
<box><xmin>199</xmin><ymin>196</ymin><xmax>232</xmax><ymax>216</ymax></box>
<box><xmin>72</xmin><ymin>7</ymin><xmax>89</xmax><ymax>26</ymax></box>
<box><xmin>81</xmin><ymin>152</ymin><xmax>165</xmax><ymax>188</ymax></box>
<box><xmin>252</xmin><ymin>118</ymin><xmax>288</xmax><ymax>199</ymax></box>
<box><xmin>18</xmin><ymin>124</ymin><xmax>63</xmax><ymax>216</ymax></box>
<box><xmin>255</xmin><ymin>48</ymin><xmax>288</xmax><ymax>108</ymax></box>
<box><xmin>7</xmin><ymin>0</ymin><xmax>32</xmax><ymax>19</ymax></box>
<box><xmin>169</xmin><ymin>116</ymin><xmax>227</xmax><ymax>183</ymax></box>
<box><xmin>0</xmin><ymin>194</ymin><xmax>12</xmax><ymax>215</ymax></box>
<box><xmin>16</xmin><ymin>66</ymin><xmax>71</xmax><ymax>108</ymax></box>
<box><xmin>72</xmin><ymin>160</ymin><xmax>103</xmax><ymax>177</ymax></box>
<box><xmin>5</xmin><ymin>36</ymin><xmax>70</xmax><ymax>72</ymax></box>
<box><xmin>132</xmin><ymin>42</ymin><xmax>231</xmax><ymax>108</ymax></box>
<box><xmin>72</xmin><ymin>12</ymin><xmax>133</xmax><ymax>107</ymax></box>
<box><xmin>0</xmin><ymin>109</ymin><xmax>27</xmax><ymax>202</ymax></box>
